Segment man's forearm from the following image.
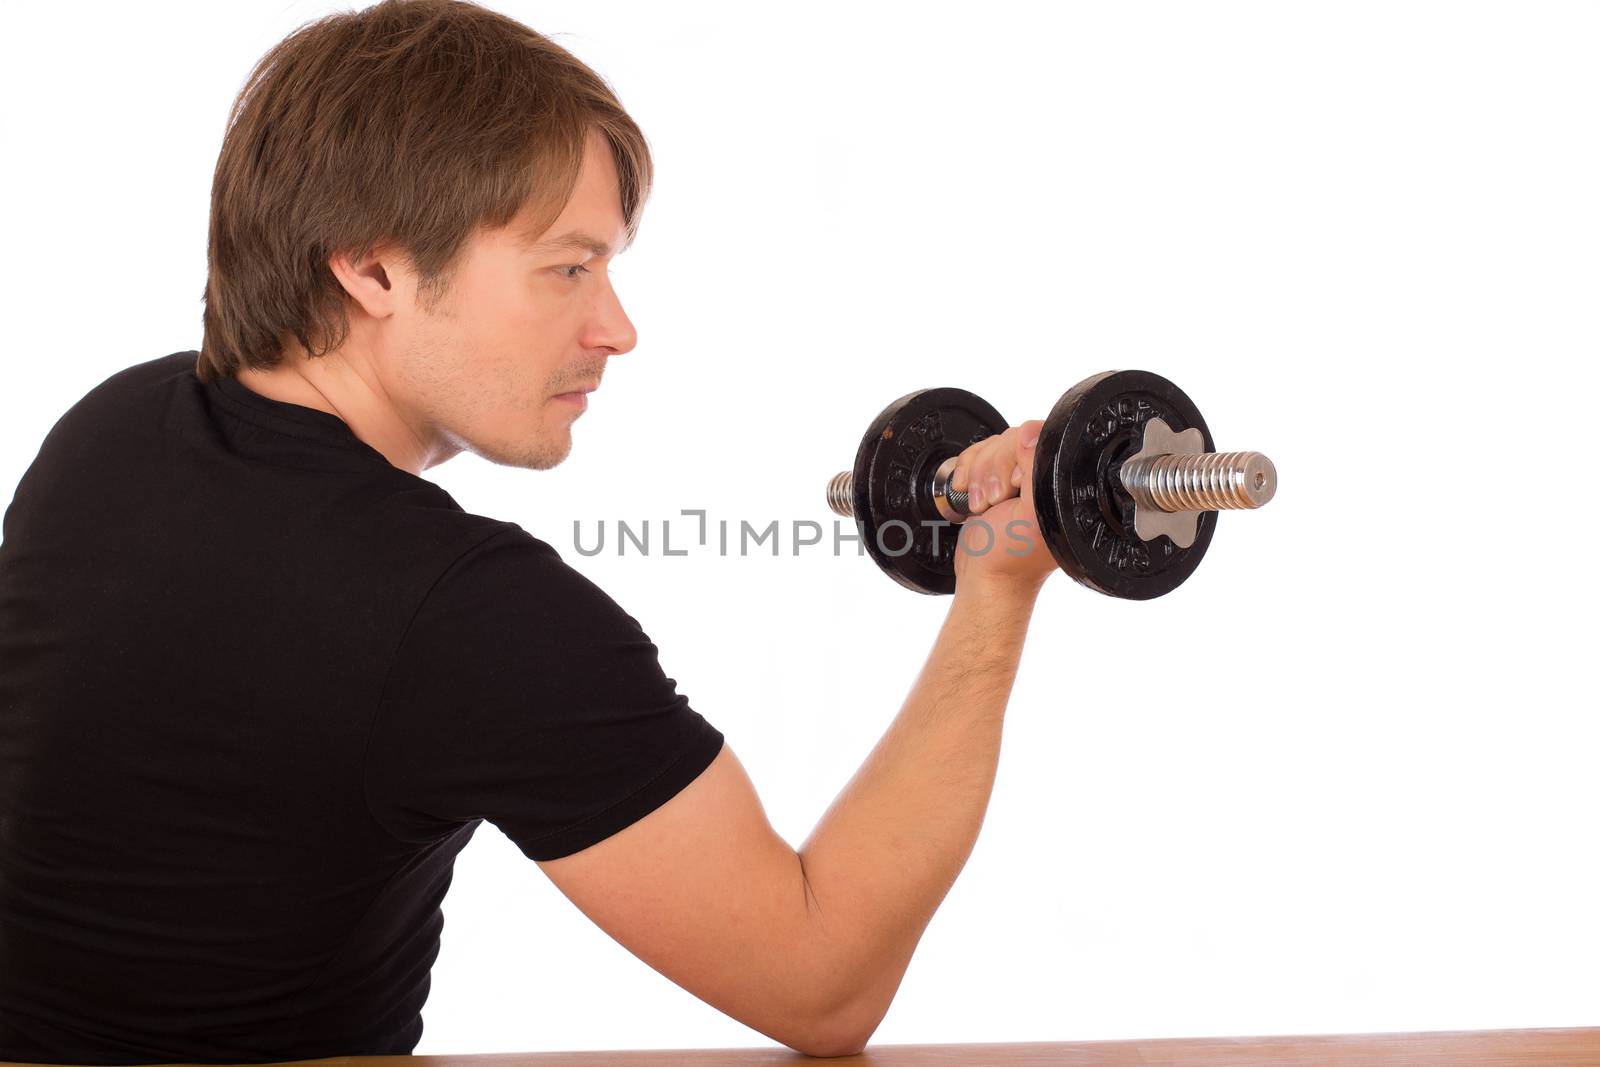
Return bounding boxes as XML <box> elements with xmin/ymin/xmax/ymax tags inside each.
<box><xmin>797</xmin><ymin>573</ymin><xmax>1043</xmax><ymax>1044</ymax></box>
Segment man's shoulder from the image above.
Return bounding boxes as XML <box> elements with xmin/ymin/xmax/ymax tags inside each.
<box><xmin>430</xmin><ymin>521</ymin><xmax>586</xmax><ymax>596</ymax></box>
<box><xmin>434</xmin><ymin>520</ymin><xmax>564</xmax><ymax>576</ymax></box>
<box><xmin>83</xmin><ymin>350</ymin><xmax>198</xmax><ymax>401</ymax></box>
<box><xmin>41</xmin><ymin>350</ymin><xmax>195</xmax><ymax>429</ymax></box>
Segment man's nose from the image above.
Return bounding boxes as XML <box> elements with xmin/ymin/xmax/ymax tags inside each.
<box><xmin>588</xmin><ymin>272</ymin><xmax>637</xmax><ymax>357</ymax></box>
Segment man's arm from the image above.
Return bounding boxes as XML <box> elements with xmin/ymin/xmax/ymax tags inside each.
<box><xmin>536</xmin><ymin>573</ymin><xmax>1040</xmax><ymax>1057</ymax></box>
<box><xmin>797</xmin><ymin>573</ymin><xmax>1039</xmax><ymax>1046</ymax></box>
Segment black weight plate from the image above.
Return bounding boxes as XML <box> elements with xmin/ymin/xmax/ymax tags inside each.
<box><xmin>851</xmin><ymin>388</ymin><xmax>1009</xmax><ymax>595</ymax></box>
<box><xmin>1032</xmin><ymin>369</ymin><xmax>1217</xmax><ymax>600</ymax></box>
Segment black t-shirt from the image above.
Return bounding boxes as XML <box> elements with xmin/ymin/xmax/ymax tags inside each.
<box><xmin>0</xmin><ymin>351</ymin><xmax>725</xmax><ymax>1063</ymax></box>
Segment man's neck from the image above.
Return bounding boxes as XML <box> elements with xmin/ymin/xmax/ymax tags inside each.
<box><xmin>233</xmin><ymin>352</ymin><xmax>453</xmax><ymax>476</ymax></box>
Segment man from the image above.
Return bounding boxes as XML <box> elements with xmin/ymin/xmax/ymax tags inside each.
<box><xmin>0</xmin><ymin>0</ymin><xmax>1054</xmax><ymax>1060</ymax></box>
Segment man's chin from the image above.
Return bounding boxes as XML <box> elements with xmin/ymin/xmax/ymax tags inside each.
<box><xmin>469</xmin><ymin>432</ymin><xmax>572</xmax><ymax>472</ymax></box>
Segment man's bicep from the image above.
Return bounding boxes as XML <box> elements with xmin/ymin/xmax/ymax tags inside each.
<box><xmin>536</xmin><ymin>743</ymin><xmax>838</xmax><ymax>1052</ymax></box>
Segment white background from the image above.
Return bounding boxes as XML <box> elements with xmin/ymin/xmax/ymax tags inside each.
<box><xmin>3</xmin><ymin>0</ymin><xmax>1598</xmax><ymax>1055</ymax></box>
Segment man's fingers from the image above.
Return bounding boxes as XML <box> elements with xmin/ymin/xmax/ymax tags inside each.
<box><xmin>952</xmin><ymin>433</ymin><xmax>1006</xmax><ymax>491</ymax></box>
<box><xmin>955</xmin><ymin>421</ymin><xmax>1046</xmax><ymax>514</ymax></box>
<box><xmin>963</xmin><ymin>436</ymin><xmax>1008</xmax><ymax>512</ymax></box>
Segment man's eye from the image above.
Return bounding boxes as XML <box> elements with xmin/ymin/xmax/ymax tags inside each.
<box><xmin>559</xmin><ymin>264</ymin><xmax>590</xmax><ymax>280</ymax></box>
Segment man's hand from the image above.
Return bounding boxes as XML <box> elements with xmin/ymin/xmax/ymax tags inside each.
<box><xmin>948</xmin><ymin>419</ymin><xmax>1057</xmax><ymax>591</ymax></box>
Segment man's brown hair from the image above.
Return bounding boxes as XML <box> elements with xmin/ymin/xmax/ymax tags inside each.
<box><xmin>197</xmin><ymin>0</ymin><xmax>652</xmax><ymax>384</ymax></box>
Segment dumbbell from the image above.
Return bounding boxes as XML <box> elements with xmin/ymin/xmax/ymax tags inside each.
<box><xmin>823</xmin><ymin>369</ymin><xmax>1277</xmax><ymax>600</ymax></box>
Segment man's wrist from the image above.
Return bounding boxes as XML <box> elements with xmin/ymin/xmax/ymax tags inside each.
<box><xmin>953</xmin><ymin>570</ymin><xmax>1050</xmax><ymax>607</ymax></box>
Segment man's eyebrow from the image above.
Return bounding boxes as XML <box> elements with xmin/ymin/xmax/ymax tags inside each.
<box><xmin>521</xmin><ymin>229</ymin><xmax>614</xmax><ymax>257</ymax></box>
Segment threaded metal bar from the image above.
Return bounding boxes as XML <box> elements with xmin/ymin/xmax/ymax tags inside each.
<box><xmin>1120</xmin><ymin>451</ymin><xmax>1276</xmax><ymax>513</ymax></box>
<box><xmin>827</xmin><ymin>462</ymin><xmax>973</xmax><ymax>523</ymax></box>
<box><xmin>826</xmin><ymin>471</ymin><xmax>855</xmax><ymax>518</ymax></box>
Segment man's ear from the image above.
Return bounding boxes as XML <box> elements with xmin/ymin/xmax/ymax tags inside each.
<box><xmin>328</xmin><ymin>245</ymin><xmax>407</xmax><ymax>320</ymax></box>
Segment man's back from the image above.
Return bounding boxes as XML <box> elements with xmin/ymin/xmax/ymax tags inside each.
<box><xmin>0</xmin><ymin>351</ymin><xmax>724</xmax><ymax>1062</ymax></box>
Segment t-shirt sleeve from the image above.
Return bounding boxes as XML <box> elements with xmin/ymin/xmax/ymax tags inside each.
<box><xmin>363</xmin><ymin>526</ymin><xmax>725</xmax><ymax>861</ymax></box>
